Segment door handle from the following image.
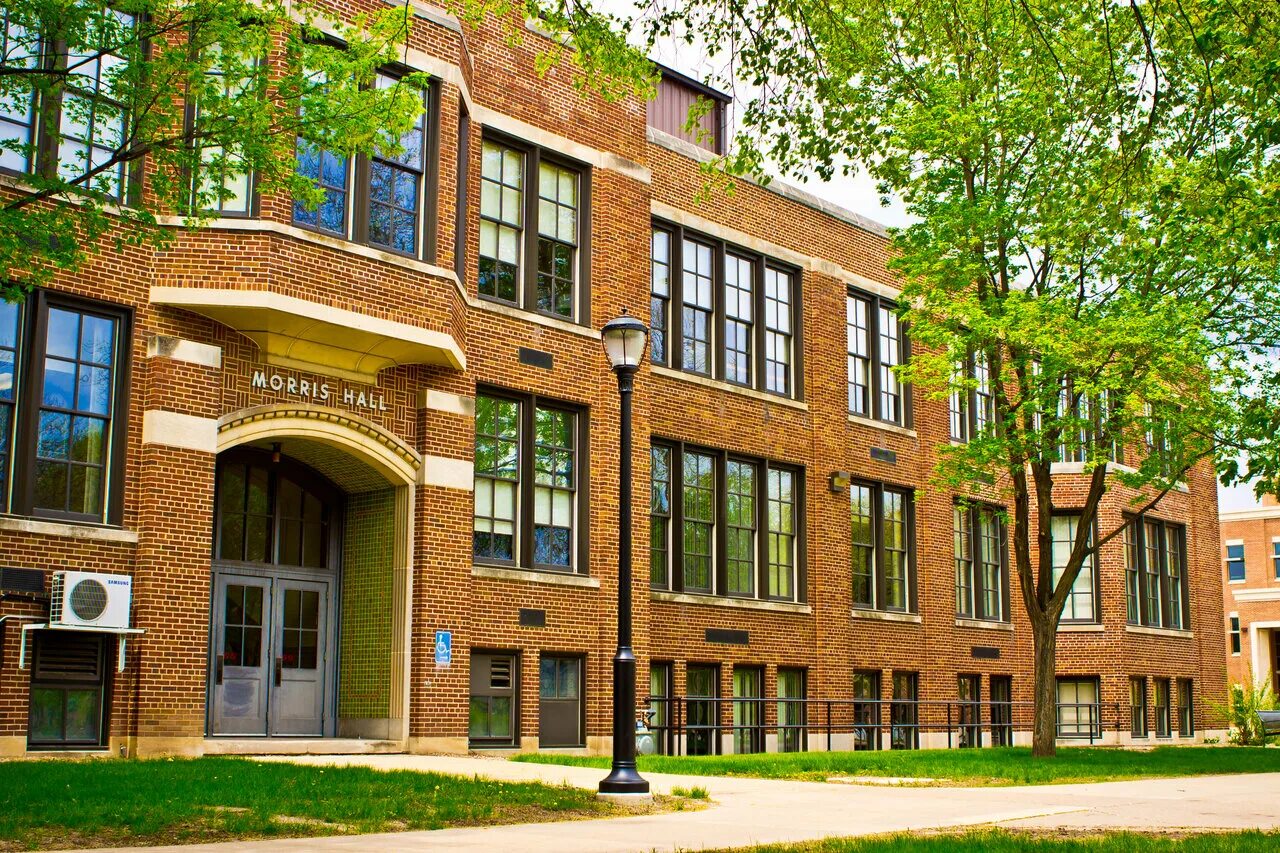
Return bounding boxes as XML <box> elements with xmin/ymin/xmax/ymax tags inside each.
<box><xmin>274</xmin><ymin>657</ymin><xmax>283</xmax><ymax>687</ymax></box>
<box><xmin>215</xmin><ymin>654</ymin><xmax>224</xmax><ymax>685</ymax></box>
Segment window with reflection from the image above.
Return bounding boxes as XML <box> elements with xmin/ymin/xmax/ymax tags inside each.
<box><xmin>0</xmin><ymin>292</ymin><xmax>128</xmax><ymax>523</ymax></box>
<box><xmin>1</xmin><ymin>11</ymin><xmax>38</xmax><ymax>174</ymax></box>
<box><xmin>851</xmin><ymin>479</ymin><xmax>914</xmax><ymax>612</ymax></box>
<box><xmin>365</xmin><ymin>73</ymin><xmax>429</xmax><ymax>255</ymax></box>
<box><xmin>57</xmin><ymin>9</ymin><xmax>135</xmax><ymax>199</ymax></box>
<box><xmin>215</xmin><ymin>452</ymin><xmax>336</xmax><ymax>569</ymax></box>
<box><xmin>472</xmin><ymin>390</ymin><xmax>584</xmax><ymax>573</ymax></box>
<box><xmin>847</xmin><ymin>289</ymin><xmax>908</xmax><ymax>424</ymax></box>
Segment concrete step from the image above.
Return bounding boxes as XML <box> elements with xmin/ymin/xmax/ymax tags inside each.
<box><xmin>202</xmin><ymin>738</ymin><xmax>403</xmax><ymax>756</ymax></box>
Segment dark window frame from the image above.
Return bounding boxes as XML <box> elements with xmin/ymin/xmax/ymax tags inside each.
<box><xmin>1229</xmin><ymin>614</ymin><xmax>1241</xmax><ymax>654</ymax></box>
<box><xmin>1153</xmin><ymin>677</ymin><xmax>1171</xmax><ymax>738</ymax></box>
<box><xmin>1055</xmin><ymin>676</ymin><xmax>1102</xmax><ymax>740</ymax></box>
<box><xmin>846</xmin><ymin>288</ymin><xmax>910</xmax><ymax>426</ymax></box>
<box><xmin>649</xmin><ymin>438</ymin><xmax>806</xmax><ymax>604</ymax></box>
<box><xmin>1130</xmin><ymin>676</ymin><xmax>1149</xmax><ymax>738</ymax></box>
<box><xmin>6</xmin><ymin>290</ymin><xmax>132</xmax><ymax>526</ymax></box>
<box><xmin>1225</xmin><ymin>543</ymin><xmax>1245</xmax><ymax>581</ymax></box>
<box><xmin>850</xmin><ymin>478</ymin><xmax>917</xmax><ymax>614</ymax></box>
<box><xmin>852</xmin><ymin>669</ymin><xmax>881</xmax><ymax>751</ymax></box>
<box><xmin>953</xmin><ymin>500</ymin><xmax>1010</xmax><ymax>622</ymax></box>
<box><xmin>685</xmin><ymin>661</ymin><xmax>721</xmax><ymax>756</ymax></box>
<box><xmin>776</xmin><ymin>666</ymin><xmax>807</xmax><ymax>753</ymax></box>
<box><xmin>468</xmin><ymin>649</ymin><xmax>519</xmax><ymax>748</ymax></box>
<box><xmin>472</xmin><ymin>387</ymin><xmax>589</xmax><ymax>575</ymax></box>
<box><xmin>1177</xmin><ymin>678</ymin><xmax>1194</xmax><ymax>738</ymax></box>
<box><xmin>27</xmin><ymin>631</ymin><xmax>109</xmax><ymax>750</ymax></box>
<box><xmin>478</xmin><ymin>130</ymin><xmax>592</xmax><ymax>325</ymax></box>
<box><xmin>650</xmin><ymin>219</ymin><xmax>803</xmax><ymax>400</ymax></box>
<box><xmin>1124</xmin><ymin>514</ymin><xmax>1189</xmax><ymax>630</ymax></box>
<box><xmin>183</xmin><ymin>43</ymin><xmax>261</xmax><ymax>219</ymax></box>
<box><xmin>949</xmin><ymin>349</ymin><xmax>994</xmax><ymax>442</ymax></box>
<box><xmin>890</xmin><ymin>670</ymin><xmax>919</xmax><ymax>750</ymax></box>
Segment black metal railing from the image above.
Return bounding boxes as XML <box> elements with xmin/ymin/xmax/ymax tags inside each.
<box><xmin>642</xmin><ymin>696</ymin><xmax>1126</xmax><ymax>755</ymax></box>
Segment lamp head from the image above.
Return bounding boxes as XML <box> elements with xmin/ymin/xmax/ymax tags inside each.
<box><xmin>601</xmin><ymin>311</ymin><xmax>649</xmax><ymax>372</ymax></box>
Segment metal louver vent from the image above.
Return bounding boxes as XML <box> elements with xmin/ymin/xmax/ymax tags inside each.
<box><xmin>33</xmin><ymin>633</ymin><xmax>104</xmax><ymax>682</ymax></box>
<box><xmin>69</xmin><ymin>578</ymin><xmax>109</xmax><ymax>622</ymax></box>
<box><xmin>490</xmin><ymin>659</ymin><xmax>512</xmax><ymax>689</ymax></box>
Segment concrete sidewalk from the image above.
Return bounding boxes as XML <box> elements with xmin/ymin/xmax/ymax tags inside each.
<box><xmin>80</xmin><ymin>753</ymin><xmax>1280</xmax><ymax>852</ymax></box>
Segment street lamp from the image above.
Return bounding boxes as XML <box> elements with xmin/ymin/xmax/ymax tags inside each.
<box><xmin>598</xmin><ymin>311</ymin><xmax>650</xmax><ymax>797</ymax></box>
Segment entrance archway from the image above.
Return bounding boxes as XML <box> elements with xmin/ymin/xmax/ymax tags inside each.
<box><xmin>209</xmin><ymin>404</ymin><xmax>419</xmax><ymax>744</ymax></box>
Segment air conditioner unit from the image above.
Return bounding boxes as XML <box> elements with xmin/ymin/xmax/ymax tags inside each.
<box><xmin>50</xmin><ymin>571</ymin><xmax>133</xmax><ymax>630</ymax></box>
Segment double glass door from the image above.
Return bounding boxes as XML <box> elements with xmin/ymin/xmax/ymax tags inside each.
<box><xmin>210</xmin><ymin>573</ymin><xmax>330</xmax><ymax>737</ymax></box>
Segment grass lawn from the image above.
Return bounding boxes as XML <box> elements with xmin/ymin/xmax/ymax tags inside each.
<box><xmin>0</xmin><ymin>756</ymin><xmax>626</xmax><ymax>850</ymax></box>
<box><xmin>718</xmin><ymin>829</ymin><xmax>1280</xmax><ymax>851</ymax></box>
<box><xmin>512</xmin><ymin>745</ymin><xmax>1280</xmax><ymax>786</ymax></box>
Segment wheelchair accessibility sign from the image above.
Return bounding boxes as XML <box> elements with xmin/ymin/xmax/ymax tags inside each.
<box><xmin>434</xmin><ymin>631</ymin><xmax>452</xmax><ymax>668</ymax></box>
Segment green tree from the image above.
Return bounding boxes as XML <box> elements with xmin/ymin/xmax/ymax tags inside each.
<box><xmin>629</xmin><ymin>0</ymin><xmax>1280</xmax><ymax>755</ymax></box>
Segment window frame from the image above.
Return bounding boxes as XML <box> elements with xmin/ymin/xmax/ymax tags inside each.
<box><xmin>1129</xmin><ymin>676</ymin><xmax>1149</xmax><ymax>738</ymax></box>
<box><xmin>1229</xmin><ymin>614</ymin><xmax>1241</xmax><ymax>655</ymax></box>
<box><xmin>846</xmin><ymin>288</ymin><xmax>910</xmax><ymax>426</ymax></box>
<box><xmin>650</xmin><ymin>219</ymin><xmax>803</xmax><ymax>400</ymax></box>
<box><xmin>1055</xmin><ymin>676</ymin><xmax>1101</xmax><ymax>740</ymax></box>
<box><xmin>890</xmin><ymin>670</ymin><xmax>919</xmax><ymax>750</ymax></box>
<box><xmin>949</xmin><ymin>349</ymin><xmax>994</xmax><ymax>442</ymax></box>
<box><xmin>184</xmin><ymin>44</ymin><xmax>260</xmax><ymax>219</ymax></box>
<box><xmin>1</xmin><ymin>10</ymin><xmax>40</xmax><ymax>176</ymax></box>
<box><xmin>850</xmin><ymin>478</ymin><xmax>917</xmax><ymax>614</ymax></box>
<box><xmin>1177</xmin><ymin>678</ymin><xmax>1194</xmax><ymax>738</ymax></box>
<box><xmin>1153</xmin><ymin>677</ymin><xmax>1171</xmax><ymax>739</ymax></box>
<box><xmin>472</xmin><ymin>387</ymin><xmax>589</xmax><ymax>575</ymax></box>
<box><xmin>649</xmin><ymin>438</ymin><xmax>805</xmax><ymax>603</ymax></box>
<box><xmin>953</xmin><ymin>500</ymin><xmax>1010</xmax><ymax>622</ymax></box>
<box><xmin>5</xmin><ymin>290</ymin><xmax>131</xmax><ymax>525</ymax></box>
<box><xmin>1123</xmin><ymin>514</ymin><xmax>1190</xmax><ymax>630</ymax></box>
<box><xmin>28</xmin><ymin>631</ymin><xmax>109</xmax><ymax>750</ymax></box>
<box><xmin>1226</xmin><ymin>543</ymin><xmax>1245</xmax><ymax>581</ymax></box>
<box><xmin>478</xmin><ymin>131</ymin><xmax>591</xmax><ymax>325</ymax></box>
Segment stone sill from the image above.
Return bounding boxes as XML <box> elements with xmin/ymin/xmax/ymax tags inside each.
<box><xmin>471</xmin><ymin>296</ymin><xmax>600</xmax><ymax>340</ymax></box>
<box><xmin>471</xmin><ymin>564</ymin><xmax>600</xmax><ymax>589</ymax></box>
<box><xmin>0</xmin><ymin>515</ymin><xmax>139</xmax><ymax>544</ymax></box>
<box><xmin>650</xmin><ymin>366</ymin><xmax>808</xmax><ymax>411</ymax></box>
<box><xmin>1124</xmin><ymin>624</ymin><xmax>1193</xmax><ymax>639</ymax></box>
<box><xmin>847</xmin><ymin>414</ymin><xmax>918</xmax><ymax>439</ymax></box>
<box><xmin>650</xmin><ymin>590</ymin><xmax>811</xmax><ymax>614</ymax></box>
<box><xmin>851</xmin><ymin>608</ymin><xmax>922</xmax><ymax>624</ymax></box>
<box><xmin>955</xmin><ymin>617</ymin><xmax>1013</xmax><ymax>632</ymax></box>
<box><xmin>1057</xmin><ymin>623</ymin><xmax>1104</xmax><ymax>633</ymax></box>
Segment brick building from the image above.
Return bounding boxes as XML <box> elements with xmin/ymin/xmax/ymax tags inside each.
<box><xmin>1221</xmin><ymin>496</ymin><xmax>1280</xmax><ymax>695</ymax></box>
<box><xmin>0</xmin><ymin>6</ymin><xmax>1225</xmax><ymax>757</ymax></box>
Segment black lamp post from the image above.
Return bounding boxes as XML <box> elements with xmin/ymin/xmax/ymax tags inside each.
<box><xmin>598</xmin><ymin>311</ymin><xmax>650</xmax><ymax>796</ymax></box>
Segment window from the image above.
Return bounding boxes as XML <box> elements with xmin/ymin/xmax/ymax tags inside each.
<box><xmin>538</xmin><ymin>655</ymin><xmax>582</xmax><ymax>748</ymax></box>
<box><xmin>847</xmin><ymin>289</ymin><xmax>908</xmax><ymax>424</ymax></box>
<box><xmin>294</xmin><ymin>66</ymin><xmax>436</xmax><ymax>257</ymax></box>
<box><xmin>1145</xmin><ymin>408</ymin><xmax>1174</xmax><ymax>477</ymax></box>
<box><xmin>1154</xmin><ymin>678</ymin><xmax>1171</xmax><ymax>738</ymax></box>
<box><xmin>649</xmin><ymin>662</ymin><xmax>673</xmax><ymax>754</ymax></box>
<box><xmin>650</xmin><ymin>440</ymin><xmax>803</xmax><ymax>603</ymax></box>
<box><xmin>1124</xmin><ymin>516</ymin><xmax>1189</xmax><ymax>629</ymax></box>
<box><xmin>1055</xmin><ymin>678</ymin><xmax>1100</xmax><ymax>739</ymax></box>
<box><xmin>686</xmin><ymin>664</ymin><xmax>720</xmax><ymax>756</ymax></box>
<box><xmin>850</xmin><ymin>480</ymin><xmax>914</xmax><ymax>613</ymax></box>
<box><xmin>890</xmin><ymin>671</ymin><xmax>918</xmax><ymax>750</ymax></box>
<box><xmin>950</xmin><ymin>351</ymin><xmax>994</xmax><ymax>441</ymax></box>
<box><xmin>957</xmin><ymin>674</ymin><xmax>981</xmax><ymax>748</ymax></box>
<box><xmin>990</xmin><ymin>676</ymin><xmax>1012</xmax><ymax>747</ymax></box>
<box><xmin>57</xmin><ymin>9</ymin><xmax>136</xmax><ymax>200</ymax></box>
<box><xmin>1130</xmin><ymin>677</ymin><xmax>1148</xmax><ymax>738</ymax></box>
<box><xmin>0</xmin><ymin>293</ymin><xmax>129</xmax><ymax>523</ymax></box>
<box><xmin>473</xmin><ymin>392</ymin><xmax>584</xmax><ymax>573</ymax></box>
<box><xmin>732</xmin><ymin>666</ymin><xmax>764</xmax><ymax>754</ymax></box>
<box><xmin>777</xmin><ymin>668</ymin><xmax>806</xmax><ymax>753</ymax></box>
<box><xmin>216</xmin><ymin>451</ymin><xmax>334</xmax><ymax>568</ymax></box>
<box><xmin>650</xmin><ymin>221</ymin><xmax>800</xmax><ymax>398</ymax></box>
<box><xmin>1226</xmin><ymin>543</ymin><xmax>1245</xmax><ymax>581</ymax></box>
<box><xmin>189</xmin><ymin>47</ymin><xmax>255</xmax><ymax>215</ymax></box>
<box><xmin>1223</xmin><ymin>540</ymin><xmax>1244</xmax><ymax>581</ymax></box>
<box><xmin>1229</xmin><ymin>614</ymin><xmax>1241</xmax><ymax>655</ymax></box>
<box><xmin>1274</xmin><ymin>541</ymin><xmax>1280</xmax><ymax>580</ymax></box>
<box><xmin>1</xmin><ymin>11</ymin><xmax>38</xmax><ymax>174</ymax></box>
<box><xmin>479</xmin><ymin>138</ymin><xmax>587</xmax><ymax>321</ymax></box>
<box><xmin>1050</xmin><ymin>515</ymin><xmax>1097</xmax><ymax>623</ymax></box>
<box><xmin>469</xmin><ymin>652</ymin><xmax>517</xmax><ymax>747</ymax></box>
<box><xmin>853</xmin><ymin>670</ymin><xmax>880</xmax><ymax>751</ymax></box>
<box><xmin>650</xmin><ymin>228</ymin><xmax>671</xmax><ymax>366</ymax></box>
<box><xmin>1177</xmin><ymin>679</ymin><xmax>1194</xmax><ymax>738</ymax></box>
<box><xmin>28</xmin><ymin>632</ymin><xmax>107</xmax><ymax>749</ymax></box>
<box><xmin>954</xmin><ymin>502</ymin><xmax>1008</xmax><ymax>621</ymax></box>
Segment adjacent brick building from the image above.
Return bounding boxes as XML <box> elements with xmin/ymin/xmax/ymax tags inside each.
<box><xmin>0</xmin><ymin>5</ymin><xmax>1225</xmax><ymax>757</ymax></box>
<box><xmin>1220</xmin><ymin>496</ymin><xmax>1280</xmax><ymax>695</ymax></box>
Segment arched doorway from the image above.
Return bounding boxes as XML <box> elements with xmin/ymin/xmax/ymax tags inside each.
<box><xmin>209</xmin><ymin>448</ymin><xmax>343</xmax><ymax>737</ymax></box>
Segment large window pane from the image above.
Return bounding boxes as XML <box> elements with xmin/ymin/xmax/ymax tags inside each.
<box><xmin>533</xmin><ymin>407</ymin><xmax>575</xmax><ymax>569</ymax></box>
<box><xmin>650</xmin><ymin>445</ymin><xmax>671</xmax><ymax>588</ymax></box>
<box><xmin>764</xmin><ymin>268</ymin><xmax>792</xmax><ymax>395</ymax></box>
<box><xmin>479</xmin><ymin>142</ymin><xmax>523</xmax><ymax>302</ymax></box>
<box><xmin>536</xmin><ymin>161</ymin><xmax>578</xmax><ymax>318</ymax></box>
<box><xmin>682</xmin><ymin>450</ymin><xmax>715</xmax><ymax>592</ymax></box>
<box><xmin>1050</xmin><ymin>515</ymin><xmax>1094</xmax><ymax>622</ymax></box>
<box><xmin>723</xmin><ymin>254</ymin><xmax>754</xmax><ymax>385</ymax></box>
<box><xmin>681</xmin><ymin>240</ymin><xmax>714</xmax><ymax>375</ymax></box>
<box><xmin>725</xmin><ymin>460</ymin><xmax>756</xmax><ymax>596</ymax></box>
<box><xmin>650</xmin><ymin>229</ymin><xmax>671</xmax><ymax>366</ymax></box>
<box><xmin>473</xmin><ymin>395</ymin><xmax>521</xmax><ymax>562</ymax></box>
<box><xmin>767</xmin><ymin>468</ymin><xmax>796</xmax><ymax>600</ymax></box>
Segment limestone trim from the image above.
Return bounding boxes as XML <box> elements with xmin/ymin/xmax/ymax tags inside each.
<box><xmin>1230</xmin><ymin>587</ymin><xmax>1280</xmax><ymax>603</ymax></box>
<box><xmin>142</xmin><ymin>411</ymin><xmax>218</xmax><ymax>453</ymax></box>
<box><xmin>420</xmin><ymin>455</ymin><xmax>474</xmax><ymax>490</ymax></box>
<box><xmin>954</xmin><ymin>617</ymin><xmax>1014</xmax><ymax>632</ymax></box>
<box><xmin>217</xmin><ymin>404</ymin><xmax>421</xmax><ymax>486</ymax></box>
<box><xmin>1124</xmin><ymin>624</ymin><xmax>1194</xmax><ymax>639</ymax></box>
<box><xmin>1221</xmin><ymin>506</ymin><xmax>1280</xmax><ymax>522</ymax></box>
<box><xmin>847</xmin><ymin>413</ymin><xmax>918</xmax><ymax>438</ymax></box>
<box><xmin>1057</xmin><ymin>623</ymin><xmax>1105</xmax><ymax>633</ymax></box>
<box><xmin>651</xmin><ymin>590</ymin><xmax>813</xmax><ymax>615</ymax></box>
<box><xmin>419</xmin><ymin>389</ymin><xmax>475</xmax><ymax>416</ymax></box>
<box><xmin>471</xmin><ymin>564</ymin><xmax>602</xmax><ymax>589</ymax></box>
<box><xmin>0</xmin><ymin>515</ymin><xmax>138</xmax><ymax>543</ymax></box>
<box><xmin>650</xmin><ymin>365</ymin><xmax>809</xmax><ymax>411</ymax></box>
<box><xmin>851</xmin><ymin>608</ymin><xmax>922</xmax><ymax>624</ymax></box>
<box><xmin>146</xmin><ymin>335</ymin><xmax>222</xmax><ymax>368</ymax></box>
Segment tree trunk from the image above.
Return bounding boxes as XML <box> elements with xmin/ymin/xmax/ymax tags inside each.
<box><xmin>1031</xmin><ymin>620</ymin><xmax>1058</xmax><ymax>757</ymax></box>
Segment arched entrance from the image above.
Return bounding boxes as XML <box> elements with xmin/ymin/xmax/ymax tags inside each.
<box><xmin>209</xmin><ymin>448</ymin><xmax>342</xmax><ymax>736</ymax></box>
<box><xmin>207</xmin><ymin>404</ymin><xmax>420</xmax><ymax>744</ymax></box>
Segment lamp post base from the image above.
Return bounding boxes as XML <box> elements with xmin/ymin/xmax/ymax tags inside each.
<box><xmin>599</xmin><ymin>765</ymin><xmax>651</xmax><ymax>795</ymax></box>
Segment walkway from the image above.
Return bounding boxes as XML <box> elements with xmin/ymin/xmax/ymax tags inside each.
<box><xmin>82</xmin><ymin>754</ymin><xmax>1280</xmax><ymax>852</ymax></box>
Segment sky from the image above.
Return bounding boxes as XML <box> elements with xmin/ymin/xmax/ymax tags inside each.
<box><xmin>594</xmin><ymin>0</ymin><xmax>1264</xmax><ymax>513</ymax></box>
